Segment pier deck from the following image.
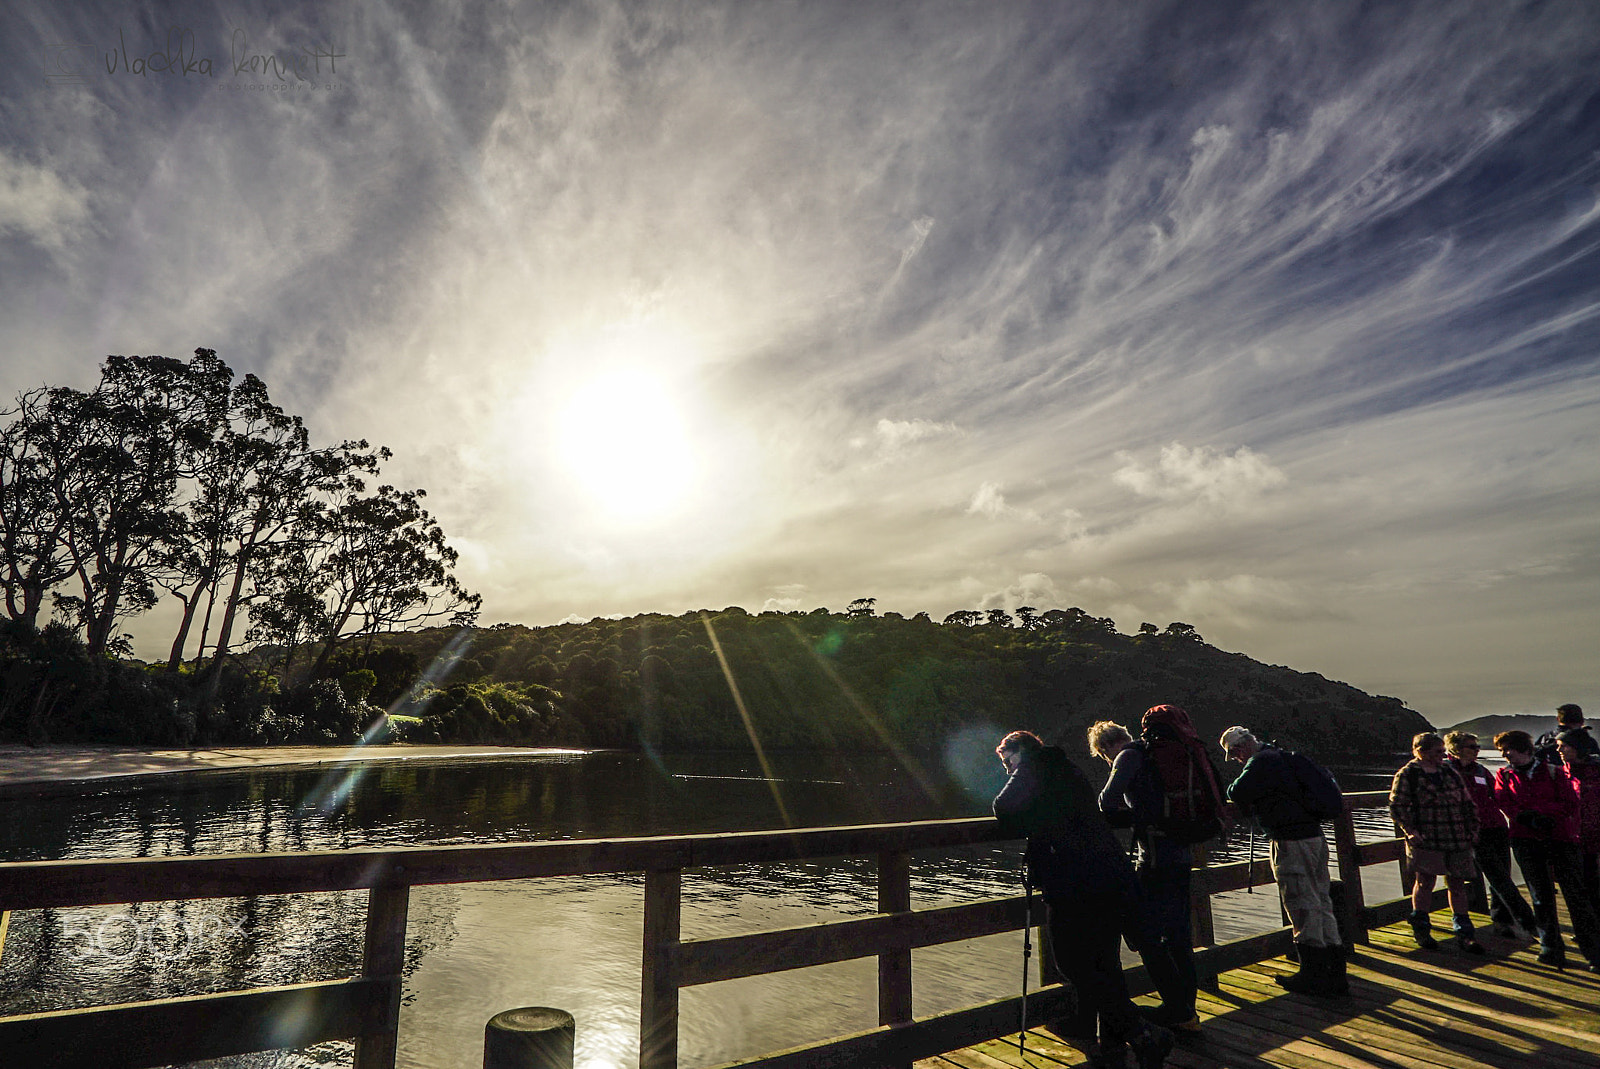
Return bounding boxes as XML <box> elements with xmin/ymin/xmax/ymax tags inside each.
<box><xmin>930</xmin><ymin>909</ymin><xmax>1599</xmax><ymax>1069</ymax></box>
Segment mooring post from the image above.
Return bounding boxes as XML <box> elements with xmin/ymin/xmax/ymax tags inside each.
<box><xmin>484</xmin><ymin>1007</ymin><xmax>575</xmax><ymax>1069</ymax></box>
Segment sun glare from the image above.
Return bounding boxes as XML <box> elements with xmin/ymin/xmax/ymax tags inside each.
<box><xmin>554</xmin><ymin>366</ymin><xmax>701</xmax><ymax>520</ymax></box>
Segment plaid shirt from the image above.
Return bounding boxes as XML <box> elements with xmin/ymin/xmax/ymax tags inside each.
<box><xmin>1390</xmin><ymin>759</ymin><xmax>1479</xmax><ymax>852</ymax></box>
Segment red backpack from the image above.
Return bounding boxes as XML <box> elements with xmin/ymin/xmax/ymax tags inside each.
<box><xmin>1139</xmin><ymin>704</ymin><xmax>1227</xmax><ymax>845</ymax></box>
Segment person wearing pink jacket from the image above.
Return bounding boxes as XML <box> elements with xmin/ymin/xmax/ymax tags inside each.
<box><xmin>1492</xmin><ymin>730</ymin><xmax>1600</xmax><ymax>970</ymax></box>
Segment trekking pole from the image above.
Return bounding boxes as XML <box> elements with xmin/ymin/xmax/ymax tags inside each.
<box><xmin>1018</xmin><ymin>876</ymin><xmax>1033</xmax><ymax>1058</ymax></box>
<box><xmin>1246</xmin><ymin>821</ymin><xmax>1256</xmax><ymax>893</ymax></box>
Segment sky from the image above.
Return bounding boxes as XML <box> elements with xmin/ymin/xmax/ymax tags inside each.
<box><xmin>2</xmin><ymin>0</ymin><xmax>1597</xmax><ymax>724</ymax></box>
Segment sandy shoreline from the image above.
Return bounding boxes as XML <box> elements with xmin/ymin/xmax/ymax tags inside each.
<box><xmin>0</xmin><ymin>743</ymin><xmax>584</xmax><ymax>790</ymax></box>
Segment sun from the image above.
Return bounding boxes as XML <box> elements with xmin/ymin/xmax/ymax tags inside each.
<box><xmin>553</xmin><ymin>365</ymin><xmax>701</xmax><ymax>520</ymax></box>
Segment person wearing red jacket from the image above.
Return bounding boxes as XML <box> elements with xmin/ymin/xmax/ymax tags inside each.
<box><xmin>1556</xmin><ymin>729</ymin><xmax>1600</xmax><ymax>909</ymax></box>
<box><xmin>1492</xmin><ymin>730</ymin><xmax>1600</xmax><ymax>970</ymax></box>
<box><xmin>1445</xmin><ymin>732</ymin><xmax>1536</xmax><ymax>938</ymax></box>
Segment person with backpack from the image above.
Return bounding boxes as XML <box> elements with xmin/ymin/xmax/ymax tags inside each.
<box><xmin>1089</xmin><ymin>706</ymin><xmax>1225</xmax><ymax>1036</ymax></box>
<box><xmin>1492</xmin><ymin>729</ymin><xmax>1600</xmax><ymax>970</ymax></box>
<box><xmin>1218</xmin><ymin>726</ymin><xmax>1347</xmax><ymax>996</ymax></box>
<box><xmin>1534</xmin><ymin>704</ymin><xmax>1593</xmax><ymax>765</ymax></box>
<box><xmin>1390</xmin><ymin>732</ymin><xmax>1484</xmax><ymax>953</ymax></box>
<box><xmin>993</xmin><ymin>730</ymin><xmax>1176</xmax><ymax>1069</ymax></box>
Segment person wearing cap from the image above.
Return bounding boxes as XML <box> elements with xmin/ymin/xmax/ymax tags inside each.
<box><xmin>1535</xmin><ymin>704</ymin><xmax>1593</xmax><ymax>765</ymax></box>
<box><xmin>1445</xmin><ymin>731</ymin><xmax>1536</xmax><ymax>938</ymax></box>
<box><xmin>1218</xmin><ymin>726</ymin><xmax>1346</xmax><ymax>996</ymax></box>
<box><xmin>1556</xmin><ymin>728</ymin><xmax>1600</xmax><ymax>909</ymax></box>
<box><xmin>1391</xmin><ymin>732</ymin><xmax>1483</xmax><ymax>952</ymax></box>
<box><xmin>1492</xmin><ymin>729</ymin><xmax>1600</xmax><ymax>970</ymax></box>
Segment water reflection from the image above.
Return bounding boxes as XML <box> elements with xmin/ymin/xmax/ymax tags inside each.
<box><xmin>0</xmin><ymin>751</ymin><xmax>1412</xmax><ymax>1069</ymax></box>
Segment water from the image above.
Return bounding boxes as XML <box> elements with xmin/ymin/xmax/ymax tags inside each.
<box><xmin>0</xmin><ymin>749</ymin><xmax>1413</xmax><ymax>1069</ymax></box>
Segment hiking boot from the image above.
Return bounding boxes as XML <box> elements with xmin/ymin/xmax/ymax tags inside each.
<box><xmin>1536</xmin><ymin>944</ymin><xmax>1567</xmax><ymax>968</ymax></box>
<box><xmin>1408</xmin><ymin>909</ymin><xmax>1439</xmax><ymax>949</ymax></box>
<box><xmin>1452</xmin><ymin>914</ymin><xmax>1487</xmax><ymax>955</ymax></box>
<box><xmin>1277</xmin><ymin>945</ymin><xmax>1344</xmax><ymax>997</ymax></box>
<box><xmin>1323</xmin><ymin>945</ymin><xmax>1351</xmax><ymax>996</ymax></box>
<box><xmin>1165</xmin><ymin>1014</ymin><xmax>1202</xmax><ymax>1037</ymax></box>
<box><xmin>1086</xmin><ymin>1041</ymin><xmax>1128</xmax><ymax>1069</ymax></box>
<box><xmin>1129</xmin><ymin>1024</ymin><xmax>1174</xmax><ymax>1069</ymax></box>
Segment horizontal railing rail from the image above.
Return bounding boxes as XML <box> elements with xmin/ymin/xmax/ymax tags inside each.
<box><xmin>0</xmin><ymin>790</ymin><xmax>1413</xmax><ymax>1069</ymax></box>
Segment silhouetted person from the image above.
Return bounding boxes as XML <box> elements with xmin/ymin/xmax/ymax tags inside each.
<box><xmin>1556</xmin><ymin>728</ymin><xmax>1600</xmax><ymax>908</ymax></box>
<box><xmin>1535</xmin><ymin>704</ymin><xmax>1592</xmax><ymax>765</ymax></box>
<box><xmin>993</xmin><ymin>730</ymin><xmax>1174</xmax><ymax>1069</ymax></box>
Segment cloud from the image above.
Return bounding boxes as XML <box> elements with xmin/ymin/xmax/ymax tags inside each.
<box><xmin>875</xmin><ymin>417</ymin><xmax>960</xmax><ymax>450</ymax></box>
<box><xmin>977</xmin><ymin>572</ymin><xmax>1060</xmax><ymax>612</ymax></box>
<box><xmin>1113</xmin><ymin>443</ymin><xmax>1287</xmax><ymax>505</ymax></box>
<box><xmin>760</xmin><ymin>583</ymin><xmax>808</xmax><ymax>613</ymax></box>
<box><xmin>965</xmin><ymin>481</ymin><xmax>1041</xmax><ymax>522</ymax></box>
<box><xmin>1155</xmin><ymin>574</ymin><xmax>1342</xmax><ymax>628</ymax></box>
<box><xmin>0</xmin><ymin>150</ymin><xmax>91</xmax><ymax>253</ymax></box>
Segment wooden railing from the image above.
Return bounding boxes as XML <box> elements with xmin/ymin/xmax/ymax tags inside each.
<box><xmin>0</xmin><ymin>791</ymin><xmax>1411</xmax><ymax>1069</ymax></box>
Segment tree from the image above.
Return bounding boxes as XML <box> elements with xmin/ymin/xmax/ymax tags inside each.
<box><xmin>985</xmin><ymin>608</ymin><xmax>1013</xmax><ymax>629</ymax></box>
<box><xmin>50</xmin><ymin>354</ymin><xmax>227</xmax><ymax>656</ymax></box>
<box><xmin>846</xmin><ymin>597</ymin><xmax>877</xmax><ymax>617</ymax></box>
<box><xmin>942</xmin><ymin>610</ymin><xmax>981</xmax><ymax>627</ymax></box>
<box><xmin>1016</xmin><ymin>606</ymin><xmax>1039</xmax><ymax>631</ymax></box>
<box><xmin>260</xmin><ymin>481</ymin><xmax>481</xmax><ymax>679</ymax></box>
<box><xmin>0</xmin><ymin>389</ymin><xmax>80</xmax><ymax>629</ymax></box>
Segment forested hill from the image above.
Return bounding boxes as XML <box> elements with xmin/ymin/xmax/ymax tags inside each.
<box><xmin>311</xmin><ymin>606</ymin><xmax>1428</xmax><ymax>756</ymax></box>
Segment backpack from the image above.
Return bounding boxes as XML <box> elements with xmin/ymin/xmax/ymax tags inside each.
<box><xmin>1282</xmin><ymin>749</ymin><xmax>1344</xmax><ymax>821</ymax></box>
<box><xmin>1135</xmin><ymin>705</ymin><xmax>1228</xmax><ymax>846</ymax></box>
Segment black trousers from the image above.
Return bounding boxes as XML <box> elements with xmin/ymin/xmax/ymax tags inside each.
<box><xmin>1476</xmin><ymin>827</ymin><xmax>1536</xmax><ymax>929</ymax></box>
<box><xmin>1047</xmin><ymin>891</ymin><xmax>1142</xmax><ymax>1045</ymax></box>
<box><xmin>1138</xmin><ymin>861</ymin><xmax>1198</xmax><ymax>1017</ymax></box>
<box><xmin>1510</xmin><ymin>837</ymin><xmax>1600</xmax><ymax>964</ymax></box>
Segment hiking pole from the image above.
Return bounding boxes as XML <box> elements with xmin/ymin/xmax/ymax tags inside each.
<box><xmin>1246</xmin><ymin>820</ymin><xmax>1256</xmax><ymax>893</ymax></box>
<box><xmin>1019</xmin><ymin>876</ymin><xmax>1033</xmax><ymax>1058</ymax></box>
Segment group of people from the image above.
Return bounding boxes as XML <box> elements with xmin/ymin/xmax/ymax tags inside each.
<box><xmin>1389</xmin><ymin>703</ymin><xmax>1600</xmax><ymax>970</ymax></box>
<box><xmin>990</xmin><ymin>701</ymin><xmax>1597</xmax><ymax>1069</ymax></box>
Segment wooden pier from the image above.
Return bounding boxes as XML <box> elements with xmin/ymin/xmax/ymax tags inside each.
<box><xmin>934</xmin><ymin>906</ymin><xmax>1599</xmax><ymax>1069</ymax></box>
<box><xmin>0</xmin><ymin>789</ymin><xmax>1594</xmax><ymax>1069</ymax></box>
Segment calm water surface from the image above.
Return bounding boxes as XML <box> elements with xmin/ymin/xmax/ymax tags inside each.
<box><xmin>0</xmin><ymin>747</ymin><xmax>1413</xmax><ymax>1069</ymax></box>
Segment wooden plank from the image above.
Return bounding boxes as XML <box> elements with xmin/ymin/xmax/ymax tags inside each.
<box><xmin>641</xmin><ymin>868</ymin><xmax>682</xmax><ymax>1069</ymax></box>
<box><xmin>1203</xmin><ymin>968</ymin><xmax>1594</xmax><ymax>1069</ymax></box>
<box><xmin>703</xmin><ymin>987</ymin><xmax>1076</xmax><ymax>1069</ymax></box>
<box><xmin>0</xmin><ymin>978</ymin><xmax>387</xmax><ymax>1069</ymax></box>
<box><xmin>1358</xmin><ymin>838</ymin><xmax>1406</xmax><ymax>866</ymax></box>
<box><xmin>353</xmin><ymin>883</ymin><xmax>409</xmax><ymax>1069</ymax></box>
<box><xmin>1332</xmin><ymin>807</ymin><xmax>1369</xmax><ymax>946</ymax></box>
<box><xmin>878</xmin><ymin>850</ymin><xmax>913</xmax><ymax>1030</ymax></box>
<box><xmin>675</xmin><ymin>895</ymin><xmax>1033</xmax><ymax>986</ymax></box>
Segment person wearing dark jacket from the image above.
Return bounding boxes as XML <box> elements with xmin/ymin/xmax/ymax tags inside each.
<box><xmin>1492</xmin><ymin>729</ymin><xmax>1600</xmax><ymax>970</ymax></box>
<box><xmin>1091</xmin><ymin>709</ymin><xmax>1210</xmax><ymax>1035</ymax></box>
<box><xmin>993</xmin><ymin>730</ymin><xmax>1174</xmax><ymax>1069</ymax></box>
<box><xmin>1218</xmin><ymin>726</ymin><xmax>1346</xmax><ymax>996</ymax></box>
<box><xmin>1534</xmin><ymin>704</ymin><xmax>1592</xmax><ymax>765</ymax></box>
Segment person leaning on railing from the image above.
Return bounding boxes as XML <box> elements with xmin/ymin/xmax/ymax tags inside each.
<box><xmin>1444</xmin><ymin>731</ymin><xmax>1537</xmax><ymax>939</ymax></box>
<box><xmin>993</xmin><ymin>730</ymin><xmax>1176</xmax><ymax>1069</ymax></box>
<box><xmin>1492</xmin><ymin>729</ymin><xmax>1600</xmax><ymax>971</ymax></box>
<box><xmin>1389</xmin><ymin>732</ymin><xmax>1485</xmax><ymax>953</ymax></box>
<box><xmin>1217</xmin><ymin>726</ymin><xmax>1347</xmax><ymax>997</ymax></box>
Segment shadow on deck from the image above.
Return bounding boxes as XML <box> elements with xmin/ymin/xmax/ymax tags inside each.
<box><xmin>927</xmin><ymin>911</ymin><xmax>1600</xmax><ymax>1069</ymax></box>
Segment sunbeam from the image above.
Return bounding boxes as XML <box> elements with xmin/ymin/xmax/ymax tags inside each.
<box><xmin>700</xmin><ymin>612</ymin><xmax>793</xmax><ymax>827</ymax></box>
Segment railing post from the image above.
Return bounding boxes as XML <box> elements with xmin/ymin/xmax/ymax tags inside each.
<box><xmin>877</xmin><ymin>850</ymin><xmax>913</xmax><ymax>1029</ymax></box>
<box><xmin>640</xmin><ymin>868</ymin><xmax>682</xmax><ymax>1069</ymax></box>
<box><xmin>1333</xmin><ymin>800</ymin><xmax>1369</xmax><ymax>946</ymax></box>
<box><xmin>353</xmin><ymin>880</ymin><xmax>410</xmax><ymax>1069</ymax></box>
